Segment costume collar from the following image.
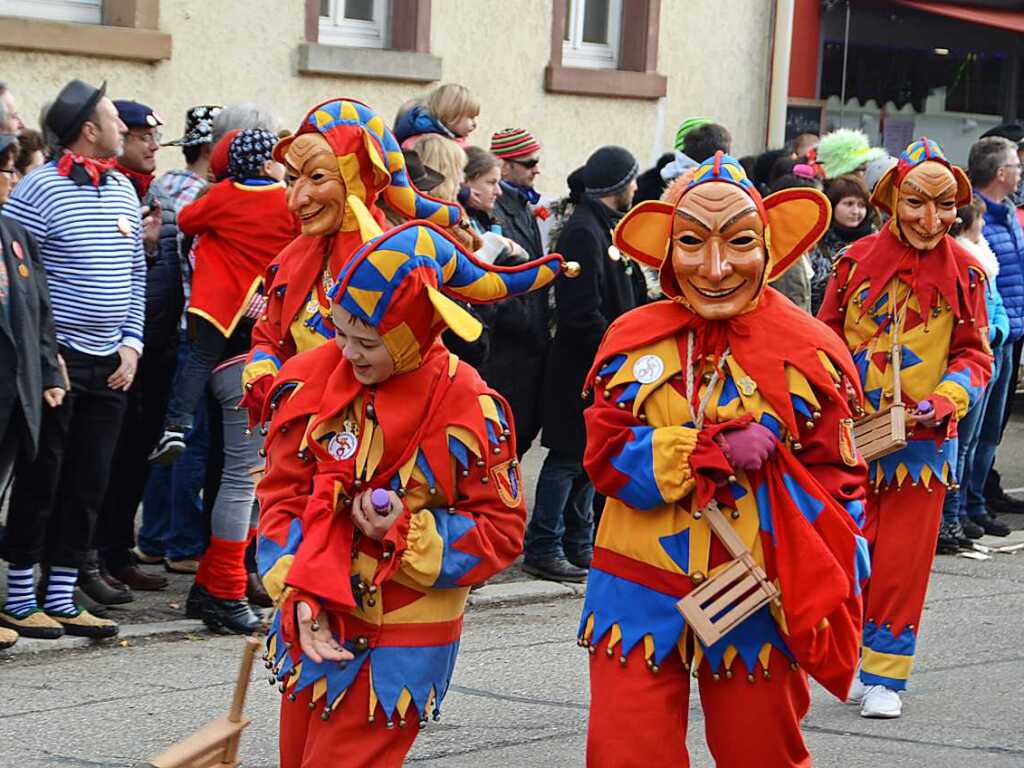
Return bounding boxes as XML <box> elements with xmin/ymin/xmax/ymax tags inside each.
<box><xmin>56</xmin><ymin>150</ymin><xmax>116</xmax><ymax>187</ymax></box>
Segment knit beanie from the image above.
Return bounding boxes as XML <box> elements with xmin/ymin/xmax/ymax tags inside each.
<box><xmin>674</xmin><ymin>117</ymin><xmax>711</xmax><ymax>152</ymax></box>
<box><xmin>228</xmin><ymin>128</ymin><xmax>279</xmax><ymax>180</ymax></box>
<box><xmin>490</xmin><ymin>128</ymin><xmax>541</xmax><ymax>159</ymax></box>
<box><xmin>584</xmin><ymin>145</ymin><xmax>639</xmax><ymax>197</ymax></box>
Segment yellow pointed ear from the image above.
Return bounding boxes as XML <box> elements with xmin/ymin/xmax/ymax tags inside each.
<box><xmin>952</xmin><ymin>165</ymin><xmax>972</xmax><ymax>207</ymax></box>
<box><xmin>426</xmin><ymin>284</ymin><xmax>482</xmax><ymax>342</ymax></box>
<box><xmin>762</xmin><ymin>187</ymin><xmax>831</xmax><ymax>282</ymax></box>
<box><xmin>869</xmin><ymin>164</ymin><xmax>900</xmax><ymax>217</ymax></box>
<box><xmin>347</xmin><ymin>195</ymin><xmax>384</xmax><ymax>243</ymax></box>
<box><xmin>613</xmin><ymin>200</ymin><xmax>674</xmax><ymax>269</ymax></box>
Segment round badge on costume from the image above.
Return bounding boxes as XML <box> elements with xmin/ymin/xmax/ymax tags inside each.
<box><xmin>608</xmin><ymin>245</ymin><xmax>622</xmax><ymax>262</ymax></box>
<box><xmin>116</xmin><ymin>215</ymin><xmax>132</xmax><ymax>236</ymax></box>
<box><xmin>17</xmin><ymin>264</ymin><xmax>29</xmax><ymax>279</ymax></box>
<box><xmin>633</xmin><ymin>354</ymin><xmax>664</xmax><ymax>384</ymax></box>
<box><xmin>328</xmin><ymin>431</ymin><xmax>358</xmax><ymax>461</ymax></box>
<box><xmin>11</xmin><ymin>241</ymin><xmax>24</xmax><ymax>261</ymax></box>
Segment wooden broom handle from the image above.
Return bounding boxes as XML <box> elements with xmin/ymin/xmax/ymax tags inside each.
<box><xmin>229</xmin><ymin>637</ymin><xmax>261</xmax><ymax>723</ymax></box>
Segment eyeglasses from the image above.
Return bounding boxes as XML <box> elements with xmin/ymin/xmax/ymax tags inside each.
<box><xmin>127</xmin><ymin>130</ymin><xmax>162</xmax><ymax>144</ymax></box>
<box><xmin>509</xmin><ymin>158</ymin><xmax>540</xmax><ymax>169</ymax></box>
<box><xmin>0</xmin><ymin>167</ymin><xmax>15</xmax><ymax>177</ymax></box>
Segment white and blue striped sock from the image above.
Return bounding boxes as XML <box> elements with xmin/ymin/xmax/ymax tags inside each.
<box><xmin>3</xmin><ymin>566</ymin><xmax>37</xmax><ymax>617</ymax></box>
<box><xmin>44</xmin><ymin>567</ymin><xmax>79</xmax><ymax>615</ymax></box>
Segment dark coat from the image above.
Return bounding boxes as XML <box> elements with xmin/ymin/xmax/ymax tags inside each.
<box><xmin>0</xmin><ymin>215</ymin><xmax>63</xmax><ymax>457</ymax></box>
<box><xmin>541</xmin><ymin>196</ymin><xmax>648</xmax><ymax>457</ymax></box>
<box><xmin>492</xmin><ymin>184</ymin><xmax>544</xmax><ymax>261</ymax></box>
<box><xmin>143</xmin><ymin>185</ymin><xmax>184</xmax><ymax>350</ymax></box>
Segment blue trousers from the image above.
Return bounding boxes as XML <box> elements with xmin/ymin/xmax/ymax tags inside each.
<box><xmin>965</xmin><ymin>343</ymin><xmax>1012</xmax><ymax>521</ymax></box>
<box><xmin>524</xmin><ymin>450</ymin><xmax>595</xmax><ymax>562</ymax></box>
<box><xmin>941</xmin><ymin>374</ymin><xmax>989</xmax><ymax>524</ymax></box>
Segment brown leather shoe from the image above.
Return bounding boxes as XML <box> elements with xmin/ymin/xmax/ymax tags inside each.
<box><xmin>108</xmin><ymin>563</ymin><xmax>169</xmax><ymax>591</ymax></box>
<box><xmin>165</xmin><ymin>558</ymin><xmax>200</xmax><ymax>574</ymax></box>
<box><xmin>0</xmin><ymin>608</ymin><xmax>64</xmax><ymax>639</ymax></box>
<box><xmin>246</xmin><ymin>572</ymin><xmax>273</xmax><ymax>608</ymax></box>
<box><xmin>0</xmin><ymin>626</ymin><xmax>17</xmax><ymax>649</ymax></box>
<box><xmin>47</xmin><ymin>607</ymin><xmax>118</xmax><ymax>639</ymax></box>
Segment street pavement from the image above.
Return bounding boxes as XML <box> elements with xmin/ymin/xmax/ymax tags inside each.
<box><xmin>2</xmin><ymin>414</ymin><xmax>1023</xmax><ymax>766</ymax></box>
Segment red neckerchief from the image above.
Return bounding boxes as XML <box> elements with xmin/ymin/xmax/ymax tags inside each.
<box><xmin>55</xmin><ymin>150</ymin><xmax>116</xmax><ymax>187</ymax></box>
<box><xmin>115</xmin><ymin>162</ymin><xmax>154</xmax><ymax>199</ymax></box>
<box><xmin>841</xmin><ymin>228</ymin><xmax>978</xmax><ymax>322</ymax></box>
<box><xmin>585</xmin><ymin>289</ymin><xmax>862</xmax><ymax>437</ymax></box>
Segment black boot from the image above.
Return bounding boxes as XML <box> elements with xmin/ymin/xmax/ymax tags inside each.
<box><xmin>202</xmin><ymin>596</ymin><xmax>262</xmax><ymax>635</ymax></box>
<box><xmin>523</xmin><ymin>556</ymin><xmax>588</xmax><ymax>583</ymax></box>
<box><xmin>185</xmin><ymin>582</ymin><xmax>211</xmax><ymax>619</ymax></box>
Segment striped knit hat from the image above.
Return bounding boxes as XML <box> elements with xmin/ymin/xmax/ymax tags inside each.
<box><xmin>490</xmin><ymin>128</ymin><xmax>541</xmax><ymax>159</ymax></box>
<box><xmin>674</xmin><ymin>117</ymin><xmax>711</xmax><ymax>152</ymax></box>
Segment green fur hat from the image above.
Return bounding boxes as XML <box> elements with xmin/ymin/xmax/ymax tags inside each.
<box><xmin>815</xmin><ymin>128</ymin><xmax>886</xmax><ymax>179</ymax></box>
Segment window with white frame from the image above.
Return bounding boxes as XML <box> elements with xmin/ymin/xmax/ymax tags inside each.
<box><xmin>562</xmin><ymin>0</ymin><xmax>622</xmax><ymax>70</ymax></box>
<box><xmin>319</xmin><ymin>0</ymin><xmax>390</xmax><ymax>49</ymax></box>
<box><xmin>0</xmin><ymin>0</ymin><xmax>102</xmax><ymax>23</ymax></box>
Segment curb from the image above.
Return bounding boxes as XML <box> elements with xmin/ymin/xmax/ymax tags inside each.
<box><xmin>0</xmin><ymin>579</ymin><xmax>583</xmax><ymax>658</ymax></box>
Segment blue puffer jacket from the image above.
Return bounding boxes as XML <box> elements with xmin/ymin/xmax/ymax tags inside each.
<box><xmin>393</xmin><ymin>105</ymin><xmax>454</xmax><ymax>145</ymax></box>
<box><xmin>978</xmin><ymin>191</ymin><xmax>1024</xmax><ymax>342</ymax></box>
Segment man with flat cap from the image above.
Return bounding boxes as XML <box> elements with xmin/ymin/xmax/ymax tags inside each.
<box><xmin>84</xmin><ymin>100</ymin><xmax>184</xmax><ymax>604</ymax></box>
<box><xmin>0</xmin><ymin>79</ymin><xmax>144</xmax><ymax>641</ymax></box>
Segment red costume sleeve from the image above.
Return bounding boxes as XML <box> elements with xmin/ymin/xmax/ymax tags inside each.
<box><xmin>242</xmin><ymin>258</ymin><xmax>297</xmax><ymax>421</ymax></box>
<box><xmin>930</xmin><ymin>274</ymin><xmax>992</xmax><ymax>422</ymax></box>
<box><xmin>177</xmin><ymin>180</ymin><xmax>228</xmax><ymax>237</ymax></box>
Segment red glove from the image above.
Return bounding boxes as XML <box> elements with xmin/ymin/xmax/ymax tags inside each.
<box><xmin>241</xmin><ymin>374</ymin><xmax>274</xmax><ymax>428</ymax></box>
<box><xmin>715</xmin><ymin>422</ymin><xmax>778</xmax><ymax>472</ymax></box>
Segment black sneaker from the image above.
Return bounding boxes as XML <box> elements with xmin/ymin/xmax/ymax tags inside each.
<box><xmin>202</xmin><ymin>596</ymin><xmax>262</xmax><ymax>635</ymax></box>
<box><xmin>987</xmin><ymin>494</ymin><xmax>1024</xmax><ymax>516</ymax></box>
<box><xmin>936</xmin><ymin>523</ymin><xmax>962</xmax><ymax>555</ymax></box>
<box><xmin>148</xmin><ymin>428</ymin><xmax>187</xmax><ymax>465</ymax></box>
<box><xmin>522</xmin><ymin>556</ymin><xmax>588</xmax><ymax>583</ymax></box>
<box><xmin>970</xmin><ymin>514</ymin><xmax>1012</xmax><ymax>537</ymax></box>
<box><xmin>185</xmin><ymin>582</ymin><xmax>211</xmax><ymax>619</ymax></box>
<box><xmin>961</xmin><ymin>519</ymin><xmax>985</xmax><ymax>540</ymax></box>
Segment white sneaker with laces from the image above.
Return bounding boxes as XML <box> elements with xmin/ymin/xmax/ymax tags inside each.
<box><xmin>846</xmin><ymin>672</ymin><xmax>868</xmax><ymax>705</ymax></box>
<box><xmin>860</xmin><ymin>685</ymin><xmax>902</xmax><ymax>718</ymax></box>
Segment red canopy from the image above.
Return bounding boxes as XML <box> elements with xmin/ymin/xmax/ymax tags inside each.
<box><xmin>892</xmin><ymin>0</ymin><xmax>1024</xmax><ymax>34</ymax></box>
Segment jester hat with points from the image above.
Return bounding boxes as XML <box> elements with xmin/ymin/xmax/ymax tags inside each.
<box><xmin>614</xmin><ymin>151</ymin><xmax>831</xmax><ymax>304</ymax></box>
<box><xmin>274</xmin><ymin>98</ymin><xmax>463</xmax><ymax>232</ymax></box>
<box><xmin>328</xmin><ymin>198</ymin><xmax>568</xmax><ymax>374</ymax></box>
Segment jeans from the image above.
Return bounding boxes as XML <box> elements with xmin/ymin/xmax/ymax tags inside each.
<box><xmin>967</xmin><ymin>343</ymin><xmax>1013</xmax><ymax>521</ymax></box>
<box><xmin>525</xmin><ymin>449</ymin><xmax>595</xmax><ymax>562</ymax></box>
<box><xmin>163</xmin><ymin>316</ymin><xmax>230</xmax><ymax>430</ymax></box>
<box><xmin>137</xmin><ymin>331</ymin><xmax>208</xmax><ymax>560</ymax></box>
<box><xmin>208</xmin><ymin>360</ymin><xmax>261</xmax><ymax>542</ymax></box>
<box><xmin>95</xmin><ymin>341</ymin><xmax>178</xmax><ymax>569</ymax></box>
<box><xmin>1</xmin><ymin>346</ymin><xmax>127</xmax><ymax>569</ymax></box>
<box><xmin>941</xmin><ymin>382</ymin><xmax>988</xmax><ymax>525</ymax></box>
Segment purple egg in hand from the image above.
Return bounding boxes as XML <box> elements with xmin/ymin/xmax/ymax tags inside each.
<box><xmin>371</xmin><ymin>488</ymin><xmax>391</xmax><ymax>515</ymax></box>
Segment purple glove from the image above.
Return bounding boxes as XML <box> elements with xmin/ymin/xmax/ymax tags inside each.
<box><xmin>714</xmin><ymin>422</ymin><xmax>777</xmax><ymax>472</ymax></box>
<box><xmin>371</xmin><ymin>489</ymin><xmax>391</xmax><ymax>516</ymax></box>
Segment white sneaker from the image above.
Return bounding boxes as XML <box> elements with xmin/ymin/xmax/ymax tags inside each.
<box><xmin>860</xmin><ymin>685</ymin><xmax>902</xmax><ymax>719</ymax></box>
<box><xmin>846</xmin><ymin>673</ymin><xmax>868</xmax><ymax>704</ymax></box>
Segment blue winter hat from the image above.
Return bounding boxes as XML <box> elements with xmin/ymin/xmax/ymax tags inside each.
<box><xmin>228</xmin><ymin>128</ymin><xmax>279</xmax><ymax>180</ymax></box>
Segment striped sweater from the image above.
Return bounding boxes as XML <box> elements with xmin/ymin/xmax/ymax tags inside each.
<box><xmin>3</xmin><ymin>162</ymin><xmax>146</xmax><ymax>356</ymax></box>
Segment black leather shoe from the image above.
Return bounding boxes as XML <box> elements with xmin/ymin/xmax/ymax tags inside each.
<box><xmin>79</xmin><ymin>567</ymin><xmax>134</xmax><ymax>606</ymax></box>
<box><xmin>566</xmin><ymin>548</ymin><xmax>594</xmax><ymax>570</ymax></box>
<box><xmin>202</xmin><ymin>596</ymin><xmax>262</xmax><ymax>635</ymax></box>
<box><xmin>246</xmin><ymin>572</ymin><xmax>273</xmax><ymax>608</ymax></box>
<box><xmin>185</xmin><ymin>582</ymin><xmax>210</xmax><ymax>619</ymax></box>
<box><xmin>522</xmin><ymin>556</ymin><xmax>588</xmax><ymax>583</ymax></box>
<box><xmin>971</xmin><ymin>514</ymin><xmax>1011</xmax><ymax>537</ymax></box>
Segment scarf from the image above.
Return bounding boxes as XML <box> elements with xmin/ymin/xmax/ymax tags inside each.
<box><xmin>501</xmin><ymin>180</ymin><xmax>541</xmax><ymax>206</ymax></box>
<box><xmin>56</xmin><ymin>150</ymin><xmax>116</xmax><ymax>187</ymax></box>
<box><xmin>955</xmin><ymin>234</ymin><xmax>999</xmax><ymax>281</ymax></box>
<box><xmin>829</xmin><ymin>217</ymin><xmax>874</xmax><ymax>245</ymax></box>
<box><xmin>115</xmin><ymin>162</ymin><xmax>154</xmax><ymax>198</ymax></box>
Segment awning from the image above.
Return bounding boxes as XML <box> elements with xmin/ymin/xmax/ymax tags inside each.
<box><xmin>891</xmin><ymin>0</ymin><xmax>1024</xmax><ymax>34</ymax></box>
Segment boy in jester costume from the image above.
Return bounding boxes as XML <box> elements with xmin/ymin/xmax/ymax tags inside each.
<box><xmin>818</xmin><ymin>138</ymin><xmax>992</xmax><ymax>718</ymax></box>
<box><xmin>579</xmin><ymin>153</ymin><xmax>870</xmax><ymax>767</ymax></box>
<box><xmin>241</xmin><ymin>98</ymin><xmax>465</xmax><ymax>421</ymax></box>
<box><xmin>256</xmin><ymin>199</ymin><xmax>570</xmax><ymax>766</ymax></box>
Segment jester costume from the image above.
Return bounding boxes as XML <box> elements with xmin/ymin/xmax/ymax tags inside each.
<box><xmin>257</xmin><ymin>205</ymin><xmax>568</xmax><ymax>766</ymax></box>
<box><xmin>818</xmin><ymin>139</ymin><xmax>992</xmax><ymax>697</ymax></box>
<box><xmin>579</xmin><ymin>154</ymin><xmax>869</xmax><ymax>767</ymax></box>
<box><xmin>242</xmin><ymin>98</ymin><xmax>463</xmax><ymax>418</ymax></box>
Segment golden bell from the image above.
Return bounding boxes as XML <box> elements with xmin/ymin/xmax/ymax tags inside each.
<box><xmin>562</xmin><ymin>261</ymin><xmax>582</xmax><ymax>278</ymax></box>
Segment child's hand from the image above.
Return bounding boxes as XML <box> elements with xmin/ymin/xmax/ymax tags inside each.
<box><xmin>296</xmin><ymin>600</ymin><xmax>352</xmax><ymax>663</ymax></box>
